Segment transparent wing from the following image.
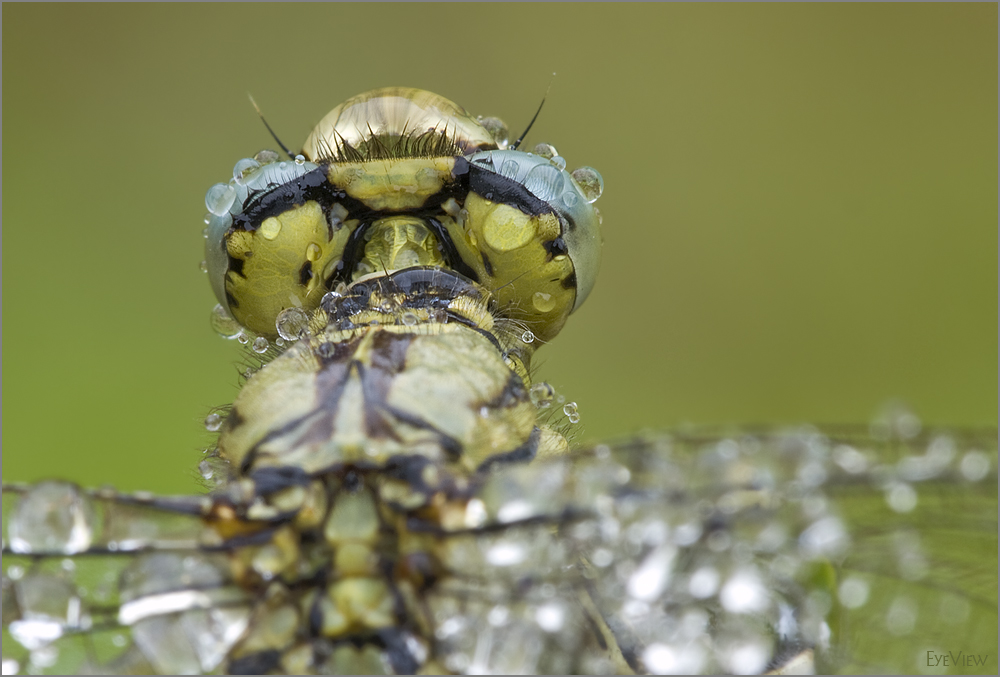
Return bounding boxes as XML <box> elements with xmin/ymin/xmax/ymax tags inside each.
<box><xmin>427</xmin><ymin>426</ymin><xmax>998</xmax><ymax>674</ymax></box>
<box><xmin>1</xmin><ymin>484</ymin><xmax>257</xmax><ymax>675</ymax></box>
<box><xmin>4</xmin><ymin>427</ymin><xmax>996</xmax><ymax>675</ymax></box>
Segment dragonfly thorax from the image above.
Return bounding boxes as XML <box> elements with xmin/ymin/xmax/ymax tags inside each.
<box><xmin>216</xmin><ymin>269</ymin><xmax>564</xmax><ymax>479</ymax></box>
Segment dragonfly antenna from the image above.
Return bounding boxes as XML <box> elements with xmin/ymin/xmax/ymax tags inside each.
<box><xmin>510</xmin><ymin>75</ymin><xmax>556</xmax><ymax>150</ymax></box>
<box><xmin>248</xmin><ymin>93</ymin><xmax>295</xmax><ymax>159</ymax></box>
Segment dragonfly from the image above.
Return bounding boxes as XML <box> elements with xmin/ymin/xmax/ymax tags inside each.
<box><xmin>2</xmin><ymin>87</ymin><xmax>996</xmax><ymax>676</ymax></box>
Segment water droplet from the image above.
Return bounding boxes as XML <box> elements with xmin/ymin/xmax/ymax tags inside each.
<box><xmin>401</xmin><ymin>311</ymin><xmax>419</xmax><ymax>327</ymax></box>
<box><xmin>232</xmin><ymin>157</ymin><xmax>261</xmax><ymax>185</ymax></box>
<box><xmin>561</xmin><ymin>189</ymin><xmax>578</xmax><ymax>207</ymax></box>
<box><xmin>960</xmin><ymin>450</ymin><xmax>990</xmax><ymax>481</ymax></box>
<box><xmin>591</xmin><ymin>548</ymin><xmax>613</xmax><ymax>567</ymax></box>
<box><xmin>529</xmin><ymin>382</ymin><xmax>555</xmax><ymax>408</ymax></box>
<box><xmin>532</xmin><ymin>291</ymin><xmax>556</xmax><ymax>313</ymax></box>
<box><xmin>275</xmin><ymin>307</ymin><xmax>310</xmax><ymax>341</ymax></box>
<box><xmin>487</xmin><ymin>606</ymin><xmax>509</xmax><ymax>627</ymax></box>
<box><xmin>534</xmin><ymin>603</ymin><xmax>564</xmax><ymax>633</ymax></box>
<box><xmin>305</xmin><ymin>243</ymin><xmax>321</xmax><ymax>261</ymax></box>
<box><xmin>274</xmin><ymin>337</ymin><xmax>285</xmax><ymax>347</ymax></box>
<box><xmin>723</xmin><ymin>640</ymin><xmax>769</xmax><ymax>675</ymax></box>
<box><xmin>251</xmin><ymin>336</ymin><xmax>269</xmax><ymax>354</ymax></box>
<box><xmin>320</xmin><ymin>290</ymin><xmax>344</xmax><ymax>312</ymax></box>
<box><xmin>523</xmin><ymin>163</ymin><xmax>565</xmax><ymax>202</ymax></box>
<box><xmin>254</xmin><ymin>149</ymin><xmax>279</xmax><ymax>164</ymax></box>
<box><xmin>294</xmin><ymin>154</ymin><xmax>306</xmax><ymax>165</ymax></box>
<box><xmin>688</xmin><ymin>567</ymin><xmax>720</xmax><ymax>598</ymax></box>
<box><xmin>497</xmin><ymin>499</ymin><xmax>533</xmax><ymax>523</ymax></box>
<box><xmin>204</xmin><ymin>413</ymin><xmax>223</xmax><ymax>432</ymax></box>
<box><xmin>833</xmin><ymin>444</ymin><xmax>868</xmax><ymax>473</ymax></box>
<box><xmin>328</xmin><ymin>203</ymin><xmax>349</xmax><ymax>231</ymax></box>
<box><xmin>205</xmin><ymin>183</ymin><xmax>236</xmax><ymax>216</ymax></box>
<box><xmin>532</xmin><ymin>143</ymin><xmax>558</xmax><ymax>160</ymax></box>
<box><xmin>203</xmin><ymin>214</ymin><xmax>212</xmax><ymax>226</ymax></box>
<box><xmin>198</xmin><ymin>460</ymin><xmax>214</xmax><ymax>480</ymax></box>
<box><xmin>9</xmin><ymin>483</ymin><xmax>95</xmax><ymax>554</ymax></box>
<box><xmin>210</xmin><ymin>304</ymin><xmax>243</xmax><ymax>339</ymax></box>
<box><xmin>563</xmin><ymin>401</ymin><xmax>580</xmax><ymax>424</ymax></box>
<box><xmin>259</xmin><ymin>217</ymin><xmax>282</xmax><ymax>240</ymax></box>
<box><xmin>643</xmin><ymin>643</ymin><xmax>707</xmax><ymax>675</ymax></box>
<box><xmin>236</xmin><ymin>332</ymin><xmax>249</xmax><ymax>345</ymax></box>
<box><xmin>720</xmin><ymin>570</ymin><xmax>769</xmax><ymax>613</ymax></box>
<box><xmin>571</xmin><ymin>166</ymin><xmax>604</xmax><ymax>203</ymax></box>
<box><xmin>198</xmin><ymin>260</ymin><xmax>208</xmax><ymax>273</ymax></box>
<box><xmin>479</xmin><ymin>116</ymin><xmax>509</xmax><ymax>148</ymax></box>
<box><xmin>521</xmin><ymin>330</ymin><xmax>535</xmax><ymax>344</ymax></box>
<box><xmin>799</xmin><ymin>516</ymin><xmax>848</xmax><ymax>558</ymax></box>
<box><xmin>885</xmin><ymin>482</ymin><xmax>917</xmax><ymax>513</ymax></box>
<box><xmin>837</xmin><ymin>577</ymin><xmax>870</xmax><ymax>609</ymax></box>
<box><xmin>485</xmin><ymin>541</ymin><xmax>526</xmax><ymax>567</ymax></box>
<box><xmin>627</xmin><ymin>544</ymin><xmax>676</xmax><ymax>601</ymax></box>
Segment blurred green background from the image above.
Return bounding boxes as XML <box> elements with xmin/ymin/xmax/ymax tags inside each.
<box><xmin>3</xmin><ymin>4</ymin><xmax>996</xmax><ymax>494</ymax></box>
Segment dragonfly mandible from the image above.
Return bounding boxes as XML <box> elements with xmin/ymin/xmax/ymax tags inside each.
<box><xmin>3</xmin><ymin>88</ymin><xmax>997</xmax><ymax>675</ymax></box>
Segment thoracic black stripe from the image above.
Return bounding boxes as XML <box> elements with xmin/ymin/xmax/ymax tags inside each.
<box><xmin>358</xmin><ymin>332</ymin><xmax>414</xmax><ymax>443</ymax></box>
<box><xmin>383</xmin><ymin>404</ymin><xmax>463</xmax><ymax>461</ymax></box>
<box><xmin>476</xmin><ymin>426</ymin><xmax>540</xmax><ymax>471</ymax></box>
<box><xmin>484</xmin><ymin>369</ymin><xmax>529</xmax><ymax>410</ymax></box>
<box><xmin>241</xmin><ymin>356</ymin><xmax>352</xmax><ymax>474</ymax></box>
<box><xmin>461</xmin><ymin>323</ymin><xmax>505</xmax><ymax>355</ymax></box>
<box><xmin>250</xmin><ymin>465</ymin><xmax>313</xmax><ymax>494</ymax></box>
<box><xmin>228</xmin><ymin>649</ymin><xmax>282</xmax><ymax>674</ymax></box>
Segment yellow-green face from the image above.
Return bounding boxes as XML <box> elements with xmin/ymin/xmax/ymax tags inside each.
<box><xmin>3</xmin><ymin>4</ymin><xmax>995</xmax><ymax>499</ymax></box>
<box><xmin>204</xmin><ymin>88</ymin><xmax>604</xmax><ymax>343</ymax></box>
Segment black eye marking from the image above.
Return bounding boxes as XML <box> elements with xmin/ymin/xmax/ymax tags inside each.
<box><xmin>299</xmin><ymin>261</ymin><xmax>314</xmax><ymax>285</ymax></box>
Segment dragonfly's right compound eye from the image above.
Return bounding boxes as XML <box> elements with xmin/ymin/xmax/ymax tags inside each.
<box><xmin>204</xmin><ymin>152</ymin><xmax>339</xmax><ymax>337</ymax></box>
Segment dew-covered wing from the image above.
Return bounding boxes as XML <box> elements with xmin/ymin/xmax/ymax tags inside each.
<box><xmin>1</xmin><ymin>483</ymin><xmax>257</xmax><ymax>675</ymax></box>
<box><xmin>428</xmin><ymin>427</ymin><xmax>997</xmax><ymax>674</ymax></box>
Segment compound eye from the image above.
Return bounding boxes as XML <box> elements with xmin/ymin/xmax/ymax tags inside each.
<box><xmin>459</xmin><ymin>150</ymin><xmax>604</xmax><ymax>341</ymax></box>
<box><xmin>205</xmin><ymin>153</ymin><xmax>341</xmax><ymax>337</ymax></box>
